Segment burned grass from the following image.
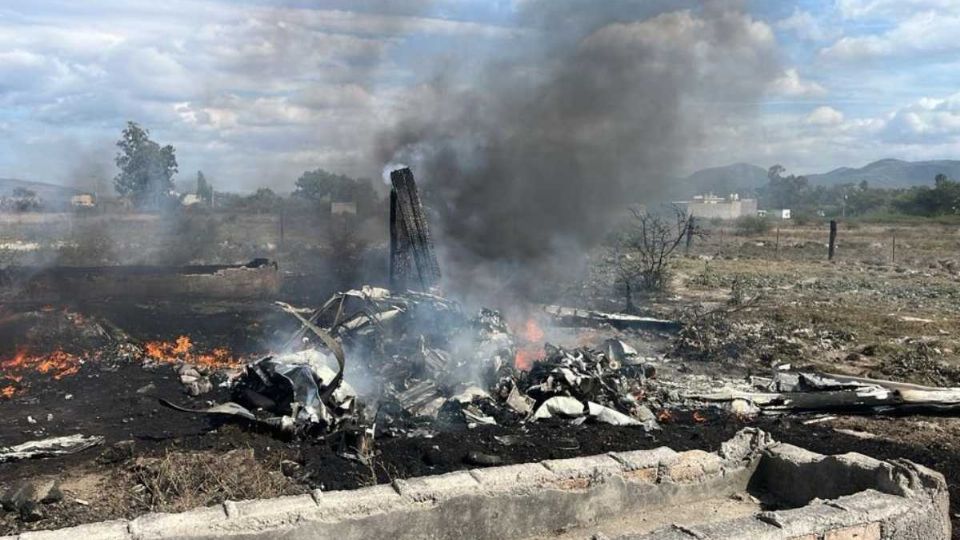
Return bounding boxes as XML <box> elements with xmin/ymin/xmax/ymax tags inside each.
<box><xmin>121</xmin><ymin>448</ymin><xmax>303</xmax><ymax>514</ymax></box>
<box><xmin>5</xmin><ymin>221</ymin><xmax>960</xmax><ymax>536</ymax></box>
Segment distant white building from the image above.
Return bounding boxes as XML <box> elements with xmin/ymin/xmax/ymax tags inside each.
<box><xmin>331</xmin><ymin>201</ymin><xmax>357</xmax><ymax>216</ymax></box>
<box><xmin>181</xmin><ymin>193</ymin><xmax>202</xmax><ymax>206</ymax></box>
<box><xmin>679</xmin><ymin>193</ymin><xmax>758</xmax><ymax>220</ymax></box>
<box><xmin>70</xmin><ymin>193</ymin><xmax>96</xmax><ymax>208</ymax></box>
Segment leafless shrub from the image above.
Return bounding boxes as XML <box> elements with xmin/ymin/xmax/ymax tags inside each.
<box><xmin>613</xmin><ymin>205</ymin><xmax>704</xmax><ymax>310</ymax></box>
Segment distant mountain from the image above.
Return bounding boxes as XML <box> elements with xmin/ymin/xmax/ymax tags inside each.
<box><xmin>0</xmin><ymin>178</ymin><xmax>82</xmax><ymax>202</ymax></box>
<box><xmin>682</xmin><ymin>159</ymin><xmax>960</xmax><ymax>195</ymax></box>
<box><xmin>805</xmin><ymin>159</ymin><xmax>960</xmax><ymax>188</ymax></box>
<box><xmin>682</xmin><ymin>163</ymin><xmax>768</xmax><ymax>196</ymax></box>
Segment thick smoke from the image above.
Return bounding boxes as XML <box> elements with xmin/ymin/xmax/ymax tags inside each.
<box><xmin>376</xmin><ymin>2</ymin><xmax>781</xmax><ymax>303</ymax></box>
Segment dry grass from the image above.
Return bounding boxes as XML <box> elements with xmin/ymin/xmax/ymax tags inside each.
<box><xmin>656</xmin><ymin>222</ymin><xmax>960</xmax><ymax>382</ymax></box>
<box><xmin>113</xmin><ymin>448</ymin><xmax>304</xmax><ymax>514</ymax></box>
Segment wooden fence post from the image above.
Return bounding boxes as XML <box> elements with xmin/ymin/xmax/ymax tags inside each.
<box><xmin>828</xmin><ymin>220</ymin><xmax>837</xmax><ymax>260</ymax></box>
<box><xmin>891</xmin><ymin>230</ymin><xmax>896</xmax><ymax>263</ymax></box>
<box><xmin>775</xmin><ymin>227</ymin><xmax>780</xmax><ymax>259</ymax></box>
<box><xmin>685</xmin><ymin>217</ymin><xmax>695</xmax><ymax>255</ymax></box>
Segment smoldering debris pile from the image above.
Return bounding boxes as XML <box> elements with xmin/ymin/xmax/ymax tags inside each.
<box><xmin>163</xmin><ymin>282</ymin><xmax>960</xmax><ymax>443</ymax></box>
<box><xmin>170</xmin><ymin>286</ymin><xmax>665</xmax><ymax>440</ymax></box>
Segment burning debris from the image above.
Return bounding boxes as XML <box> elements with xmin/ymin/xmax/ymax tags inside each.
<box><xmin>156</xmin><ymin>283</ymin><xmax>666</xmax><ymax>441</ymax></box>
<box><xmin>0</xmin><ymin>307</ymin><xmax>138</xmax><ymax>398</ymax></box>
<box><xmin>143</xmin><ymin>336</ymin><xmax>240</xmax><ymax>370</ymax></box>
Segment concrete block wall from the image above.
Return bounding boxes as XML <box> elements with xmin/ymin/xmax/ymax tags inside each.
<box><xmin>1</xmin><ymin>429</ymin><xmax>948</xmax><ymax>540</ymax></box>
<box><xmin>628</xmin><ymin>439</ymin><xmax>950</xmax><ymax>540</ymax></box>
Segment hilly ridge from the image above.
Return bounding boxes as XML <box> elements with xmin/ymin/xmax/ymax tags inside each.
<box><xmin>685</xmin><ymin>159</ymin><xmax>960</xmax><ymax>194</ymax></box>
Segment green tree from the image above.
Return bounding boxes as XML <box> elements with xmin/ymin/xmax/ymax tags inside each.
<box><xmin>196</xmin><ymin>171</ymin><xmax>213</xmax><ymax>205</ymax></box>
<box><xmin>293</xmin><ymin>168</ymin><xmax>378</xmax><ymax>215</ymax></box>
<box><xmin>761</xmin><ymin>165</ymin><xmax>809</xmax><ymax>210</ymax></box>
<box><xmin>114</xmin><ymin>122</ymin><xmax>178</xmax><ymax>209</ymax></box>
<box><xmin>891</xmin><ymin>174</ymin><xmax>960</xmax><ymax>216</ymax></box>
<box><xmin>241</xmin><ymin>188</ymin><xmax>281</xmax><ymax>214</ymax></box>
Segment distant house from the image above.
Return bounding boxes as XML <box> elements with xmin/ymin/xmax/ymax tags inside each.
<box><xmin>331</xmin><ymin>201</ymin><xmax>357</xmax><ymax>216</ymax></box>
<box><xmin>678</xmin><ymin>193</ymin><xmax>757</xmax><ymax>220</ymax></box>
<box><xmin>70</xmin><ymin>193</ymin><xmax>96</xmax><ymax>208</ymax></box>
<box><xmin>181</xmin><ymin>193</ymin><xmax>202</xmax><ymax>206</ymax></box>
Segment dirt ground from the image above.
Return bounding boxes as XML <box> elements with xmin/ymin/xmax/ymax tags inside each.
<box><xmin>3</xmin><ymin>220</ymin><xmax>960</xmax><ymax>536</ymax></box>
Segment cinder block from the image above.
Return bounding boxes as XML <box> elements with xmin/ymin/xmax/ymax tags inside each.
<box><xmin>823</xmin><ymin>522</ymin><xmax>881</xmax><ymax>540</ymax></box>
<box><xmin>663</xmin><ymin>450</ymin><xmax>722</xmax><ymax>483</ymax></box>
<box><xmin>230</xmin><ymin>494</ymin><xmax>320</xmax><ymax>523</ymax></box>
<box><xmin>688</xmin><ymin>514</ymin><xmax>784</xmax><ymax>539</ymax></box>
<box><xmin>131</xmin><ymin>506</ymin><xmax>227</xmax><ymax>539</ymax></box>
<box><xmin>313</xmin><ymin>484</ymin><xmax>407</xmax><ymax>520</ymax></box>
<box><xmin>609</xmin><ymin>446</ymin><xmax>677</xmax><ymax>471</ymax></box>
<box><xmin>624</xmin><ymin>467</ymin><xmax>658</xmax><ymax>484</ymax></box>
<box><xmin>828</xmin><ymin>490</ymin><xmax>911</xmax><ymax>522</ymax></box>
<box><xmin>542</xmin><ymin>454</ymin><xmax>622</xmax><ymax>479</ymax></box>
<box><xmin>468</xmin><ymin>462</ymin><xmax>556</xmax><ymax>490</ymax></box>
<box><xmin>392</xmin><ymin>470</ymin><xmax>480</xmax><ymax>503</ymax></box>
<box><xmin>832</xmin><ymin>453</ymin><xmax>885</xmax><ymax>472</ymax></box>
<box><xmin>18</xmin><ymin>521</ymin><xmax>130</xmax><ymax>540</ymax></box>
<box><xmin>765</xmin><ymin>443</ymin><xmax>823</xmax><ymax>465</ymax></box>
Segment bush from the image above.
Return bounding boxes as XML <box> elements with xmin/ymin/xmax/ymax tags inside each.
<box><xmin>734</xmin><ymin>215</ymin><xmax>770</xmax><ymax>236</ymax></box>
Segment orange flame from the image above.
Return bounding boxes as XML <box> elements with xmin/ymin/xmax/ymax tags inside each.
<box><xmin>512</xmin><ymin>318</ymin><xmax>546</xmax><ymax>371</ymax></box>
<box><xmin>143</xmin><ymin>335</ymin><xmax>240</xmax><ymax>369</ymax></box>
<box><xmin>1</xmin><ymin>348</ymin><xmax>83</xmax><ymax>398</ymax></box>
<box><xmin>514</xmin><ymin>347</ymin><xmax>543</xmax><ymax>371</ymax></box>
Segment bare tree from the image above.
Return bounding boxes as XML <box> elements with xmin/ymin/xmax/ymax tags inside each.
<box><xmin>614</xmin><ymin>205</ymin><xmax>703</xmax><ymax>311</ymax></box>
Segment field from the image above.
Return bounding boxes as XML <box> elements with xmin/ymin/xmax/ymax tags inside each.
<box><xmin>3</xmin><ymin>215</ymin><xmax>960</xmax><ymax>537</ymax></box>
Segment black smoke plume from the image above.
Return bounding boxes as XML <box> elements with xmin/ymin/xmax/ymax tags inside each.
<box><xmin>376</xmin><ymin>1</ymin><xmax>780</xmax><ymax>302</ymax></box>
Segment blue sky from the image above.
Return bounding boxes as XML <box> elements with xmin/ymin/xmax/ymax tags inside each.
<box><xmin>0</xmin><ymin>0</ymin><xmax>959</xmax><ymax>192</ymax></box>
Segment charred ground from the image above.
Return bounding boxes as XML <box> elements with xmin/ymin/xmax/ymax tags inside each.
<box><xmin>3</xmin><ymin>217</ymin><xmax>960</xmax><ymax>537</ymax></box>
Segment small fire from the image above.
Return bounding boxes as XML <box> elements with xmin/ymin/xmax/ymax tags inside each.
<box><xmin>143</xmin><ymin>335</ymin><xmax>240</xmax><ymax>369</ymax></box>
<box><xmin>692</xmin><ymin>410</ymin><xmax>707</xmax><ymax>424</ymax></box>
<box><xmin>520</xmin><ymin>319</ymin><xmax>545</xmax><ymax>342</ymax></box>
<box><xmin>1</xmin><ymin>348</ymin><xmax>83</xmax><ymax>398</ymax></box>
<box><xmin>513</xmin><ymin>318</ymin><xmax>546</xmax><ymax>371</ymax></box>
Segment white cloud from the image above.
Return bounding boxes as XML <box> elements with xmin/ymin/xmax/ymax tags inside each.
<box><xmin>805</xmin><ymin>106</ymin><xmax>845</xmax><ymax>125</ymax></box>
<box><xmin>822</xmin><ymin>11</ymin><xmax>960</xmax><ymax>61</ymax></box>
<box><xmin>881</xmin><ymin>92</ymin><xmax>960</xmax><ymax>143</ymax></box>
<box><xmin>776</xmin><ymin>9</ymin><xmax>839</xmax><ymax>41</ymax></box>
<box><xmin>768</xmin><ymin>69</ymin><xmax>827</xmax><ymax>98</ymax></box>
<box><xmin>837</xmin><ymin>0</ymin><xmax>960</xmax><ymax>19</ymax></box>
<box><xmin>0</xmin><ymin>2</ymin><xmax>528</xmax><ymax>189</ymax></box>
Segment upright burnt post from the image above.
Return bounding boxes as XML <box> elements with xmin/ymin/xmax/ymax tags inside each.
<box><xmin>389</xmin><ymin>168</ymin><xmax>441</xmax><ymax>291</ymax></box>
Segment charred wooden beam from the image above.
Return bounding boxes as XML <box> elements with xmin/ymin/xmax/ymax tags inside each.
<box><xmin>389</xmin><ymin>168</ymin><xmax>441</xmax><ymax>292</ymax></box>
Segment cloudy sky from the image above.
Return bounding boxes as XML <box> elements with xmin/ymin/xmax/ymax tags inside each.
<box><xmin>0</xmin><ymin>0</ymin><xmax>958</xmax><ymax>192</ymax></box>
